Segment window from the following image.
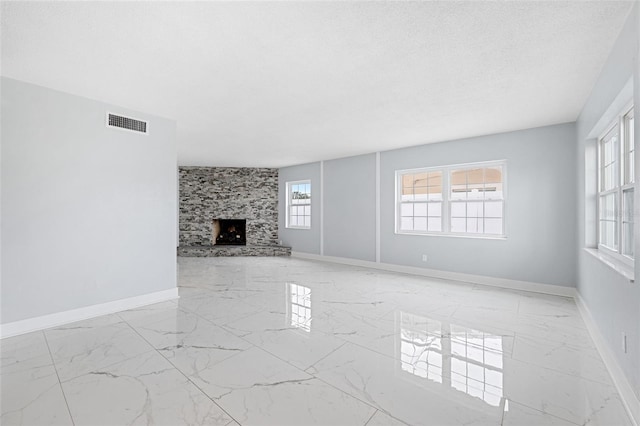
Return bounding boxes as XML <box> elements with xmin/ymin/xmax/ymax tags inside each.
<box><xmin>598</xmin><ymin>106</ymin><xmax>634</xmax><ymax>260</ymax></box>
<box><xmin>286</xmin><ymin>180</ymin><xmax>311</xmax><ymax>229</ymax></box>
<box><xmin>397</xmin><ymin>161</ymin><xmax>505</xmax><ymax>237</ymax></box>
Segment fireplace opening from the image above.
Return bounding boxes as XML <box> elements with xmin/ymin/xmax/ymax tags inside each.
<box><xmin>213</xmin><ymin>219</ymin><xmax>246</xmax><ymax>246</ymax></box>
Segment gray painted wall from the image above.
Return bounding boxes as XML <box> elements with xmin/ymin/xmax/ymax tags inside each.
<box><xmin>279</xmin><ymin>123</ymin><xmax>576</xmax><ymax>287</ymax></box>
<box><xmin>1</xmin><ymin>78</ymin><xmax>177</xmax><ymax>324</ymax></box>
<box><xmin>380</xmin><ymin>123</ymin><xmax>576</xmax><ymax>286</ymax></box>
<box><xmin>278</xmin><ymin>162</ymin><xmax>322</xmax><ymax>254</ymax></box>
<box><xmin>576</xmin><ymin>5</ymin><xmax>640</xmax><ymax>401</ymax></box>
<box><xmin>324</xmin><ymin>154</ymin><xmax>376</xmax><ymax>261</ymax></box>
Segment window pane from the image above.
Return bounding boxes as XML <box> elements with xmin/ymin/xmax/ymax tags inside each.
<box><xmin>414</xmin><ymin>173</ymin><xmax>429</xmax><ymax>188</ymax></box>
<box><xmin>603</xmin><ymin>164</ymin><xmax>615</xmax><ymax>191</ymax></box>
<box><xmin>414</xmin><ymin>186</ymin><xmax>428</xmax><ymax>201</ymax></box>
<box><xmin>304</xmin><ymin>206</ymin><xmax>311</xmax><ymax>216</ymax></box>
<box><xmin>627</xmin><ymin>113</ymin><xmax>635</xmax><ymax>184</ymax></box>
<box><xmin>603</xmin><ymin>138</ymin><xmax>613</xmax><ymax>164</ymax></box>
<box><xmin>623</xmin><ymin>190</ymin><xmax>633</xmax><ymax>222</ymax></box>
<box><xmin>402</xmin><ymin>174</ymin><xmax>414</xmax><ymax>188</ymax></box>
<box><xmin>600</xmin><ymin>193</ymin><xmax>616</xmax><ymax>221</ymax></box>
<box><xmin>466</xmin><ymin>202</ymin><xmax>483</xmax><ymax>217</ymax></box>
<box><xmin>451</xmin><ymin>170</ymin><xmax>467</xmax><ymax>200</ymax></box>
<box><xmin>428</xmin><ymin>171</ymin><xmax>442</xmax><ymax>200</ymax></box>
<box><xmin>428</xmin><ymin>171</ymin><xmax>442</xmax><ymax>187</ymax></box>
<box><xmin>484</xmin><ymin>201</ymin><xmax>503</xmax><ymax>218</ymax></box>
<box><xmin>623</xmin><ymin>189</ymin><xmax>634</xmax><ymax>257</ymax></box>
<box><xmin>414</xmin><ymin>217</ymin><xmax>427</xmax><ymax>231</ymax></box>
<box><xmin>428</xmin><ymin>202</ymin><xmax>442</xmax><ymax>217</ymax></box>
<box><xmin>466</xmin><ymin>218</ymin><xmax>483</xmax><ymax>233</ymax></box>
<box><xmin>401</xmin><ymin>203</ymin><xmax>413</xmax><ymax>217</ymax></box>
<box><xmin>428</xmin><ymin>187</ymin><xmax>443</xmax><ymax>201</ymax></box>
<box><xmin>623</xmin><ymin>223</ymin><xmax>634</xmax><ymax>257</ymax></box>
<box><xmin>291</xmin><ymin>216</ymin><xmax>299</xmax><ymax>227</ymax></box>
<box><xmin>304</xmin><ymin>217</ymin><xmax>311</xmax><ymax>228</ymax></box>
<box><xmin>484</xmin><ymin>218</ymin><xmax>503</xmax><ymax>235</ymax></box>
<box><xmin>402</xmin><ymin>186</ymin><xmax>414</xmax><ymax>201</ymax></box>
<box><xmin>485</xmin><ymin>166</ymin><xmax>502</xmax><ymax>184</ymax></box>
<box><xmin>601</xmin><ymin>129</ymin><xmax>619</xmax><ymax>191</ymax></box>
<box><xmin>451</xmin><ymin>202</ymin><xmax>466</xmax><ymax>217</ymax></box>
<box><xmin>451</xmin><ymin>218</ymin><xmax>465</xmax><ymax>233</ymax></box>
<box><xmin>428</xmin><ymin>217</ymin><xmax>442</xmax><ymax>232</ymax></box>
<box><xmin>600</xmin><ymin>219</ymin><xmax>617</xmax><ymax>249</ymax></box>
<box><xmin>414</xmin><ymin>203</ymin><xmax>427</xmax><ymax>216</ymax></box>
<box><xmin>467</xmin><ymin>168</ymin><xmax>485</xmax><ymax>200</ymax></box>
<box><xmin>401</xmin><ymin>217</ymin><xmax>413</xmax><ymax>231</ymax></box>
<box><xmin>608</xmin><ymin>221</ymin><xmax>617</xmax><ymax>248</ymax></box>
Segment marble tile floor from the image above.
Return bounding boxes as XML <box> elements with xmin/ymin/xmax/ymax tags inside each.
<box><xmin>0</xmin><ymin>257</ymin><xmax>633</xmax><ymax>426</ymax></box>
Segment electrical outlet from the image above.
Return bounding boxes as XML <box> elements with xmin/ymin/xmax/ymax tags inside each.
<box><xmin>622</xmin><ymin>332</ymin><xmax>627</xmax><ymax>353</ymax></box>
<box><xmin>422</xmin><ymin>254</ymin><xmax>428</xmax><ymax>262</ymax></box>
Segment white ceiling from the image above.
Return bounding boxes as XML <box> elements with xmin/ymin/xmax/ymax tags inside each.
<box><xmin>1</xmin><ymin>1</ymin><xmax>634</xmax><ymax>168</ymax></box>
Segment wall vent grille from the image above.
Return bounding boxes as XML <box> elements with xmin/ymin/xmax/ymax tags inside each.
<box><xmin>107</xmin><ymin>113</ymin><xmax>148</xmax><ymax>134</ymax></box>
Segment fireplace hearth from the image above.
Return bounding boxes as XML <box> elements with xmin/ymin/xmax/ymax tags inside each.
<box><xmin>213</xmin><ymin>219</ymin><xmax>246</xmax><ymax>246</ymax></box>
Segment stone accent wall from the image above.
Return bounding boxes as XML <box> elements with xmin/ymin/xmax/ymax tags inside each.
<box><xmin>179</xmin><ymin>167</ymin><xmax>279</xmax><ymax>246</ymax></box>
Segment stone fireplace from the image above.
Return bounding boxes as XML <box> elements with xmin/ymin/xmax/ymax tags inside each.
<box><xmin>178</xmin><ymin>167</ymin><xmax>290</xmax><ymax>257</ymax></box>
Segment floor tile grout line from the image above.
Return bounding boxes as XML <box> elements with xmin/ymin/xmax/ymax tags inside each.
<box><xmin>44</xmin><ymin>322</ymin><xmax>159</xmax><ymax>385</ymax></box>
<box><xmin>42</xmin><ymin>331</ymin><xmax>76</xmax><ymax>426</ymax></box>
<box><xmin>302</xmin><ymin>341</ymin><xmax>348</xmax><ymax>373</ymax></box>
<box><xmin>502</xmin><ymin>399</ymin><xmax>584</xmax><ymax>426</ymax></box>
<box><xmin>363</xmin><ymin>409</ymin><xmax>378</xmax><ymax>426</ymax></box>
<box><xmin>309</xmin><ymin>373</ymin><xmax>408</xmax><ymax>425</ymax></box>
<box><xmin>122</xmin><ymin>320</ymin><xmax>244</xmax><ymax>426</ymax></box>
<box><xmin>150</xmin><ymin>290</ymin><xmax>393</xmax><ymax>423</ymax></box>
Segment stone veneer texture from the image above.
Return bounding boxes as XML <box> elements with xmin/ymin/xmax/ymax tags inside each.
<box><xmin>179</xmin><ymin>167</ymin><xmax>279</xmax><ymax>246</ymax></box>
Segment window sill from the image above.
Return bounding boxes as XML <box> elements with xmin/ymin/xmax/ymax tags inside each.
<box><xmin>396</xmin><ymin>231</ymin><xmax>506</xmax><ymax>240</ymax></box>
<box><xmin>584</xmin><ymin>248</ymin><xmax>634</xmax><ymax>282</ymax></box>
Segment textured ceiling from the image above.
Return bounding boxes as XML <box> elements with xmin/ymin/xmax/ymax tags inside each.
<box><xmin>1</xmin><ymin>1</ymin><xmax>634</xmax><ymax>167</ymax></box>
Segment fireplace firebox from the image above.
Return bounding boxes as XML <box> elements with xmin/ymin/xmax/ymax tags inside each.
<box><xmin>213</xmin><ymin>219</ymin><xmax>246</xmax><ymax>246</ymax></box>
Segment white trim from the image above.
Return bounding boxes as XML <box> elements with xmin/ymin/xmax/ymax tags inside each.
<box><xmin>0</xmin><ymin>288</ymin><xmax>179</xmax><ymax>339</ymax></box>
<box><xmin>375</xmin><ymin>152</ymin><xmax>381</xmax><ymax>263</ymax></box>
<box><xmin>585</xmin><ymin>248</ymin><xmax>634</xmax><ymax>281</ymax></box>
<box><xmin>575</xmin><ymin>292</ymin><xmax>640</xmax><ymax>426</ymax></box>
<box><xmin>320</xmin><ymin>161</ymin><xmax>324</xmax><ymax>256</ymax></box>
<box><xmin>291</xmin><ymin>252</ymin><xmax>575</xmax><ymax>297</ymax></box>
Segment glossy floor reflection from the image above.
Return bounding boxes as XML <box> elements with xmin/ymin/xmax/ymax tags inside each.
<box><xmin>1</xmin><ymin>257</ymin><xmax>633</xmax><ymax>425</ymax></box>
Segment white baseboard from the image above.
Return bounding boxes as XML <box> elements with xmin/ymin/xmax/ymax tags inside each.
<box><xmin>0</xmin><ymin>288</ymin><xmax>179</xmax><ymax>339</ymax></box>
<box><xmin>292</xmin><ymin>251</ymin><xmax>576</xmax><ymax>297</ymax></box>
<box><xmin>575</xmin><ymin>293</ymin><xmax>640</xmax><ymax>426</ymax></box>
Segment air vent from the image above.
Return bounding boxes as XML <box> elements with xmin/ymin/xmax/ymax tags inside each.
<box><xmin>107</xmin><ymin>113</ymin><xmax>148</xmax><ymax>134</ymax></box>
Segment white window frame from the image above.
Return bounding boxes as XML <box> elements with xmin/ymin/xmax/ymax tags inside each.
<box><xmin>286</xmin><ymin>179</ymin><xmax>311</xmax><ymax>230</ymax></box>
<box><xmin>395</xmin><ymin>160</ymin><xmax>507</xmax><ymax>239</ymax></box>
<box><xmin>597</xmin><ymin>104</ymin><xmax>634</xmax><ymax>265</ymax></box>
